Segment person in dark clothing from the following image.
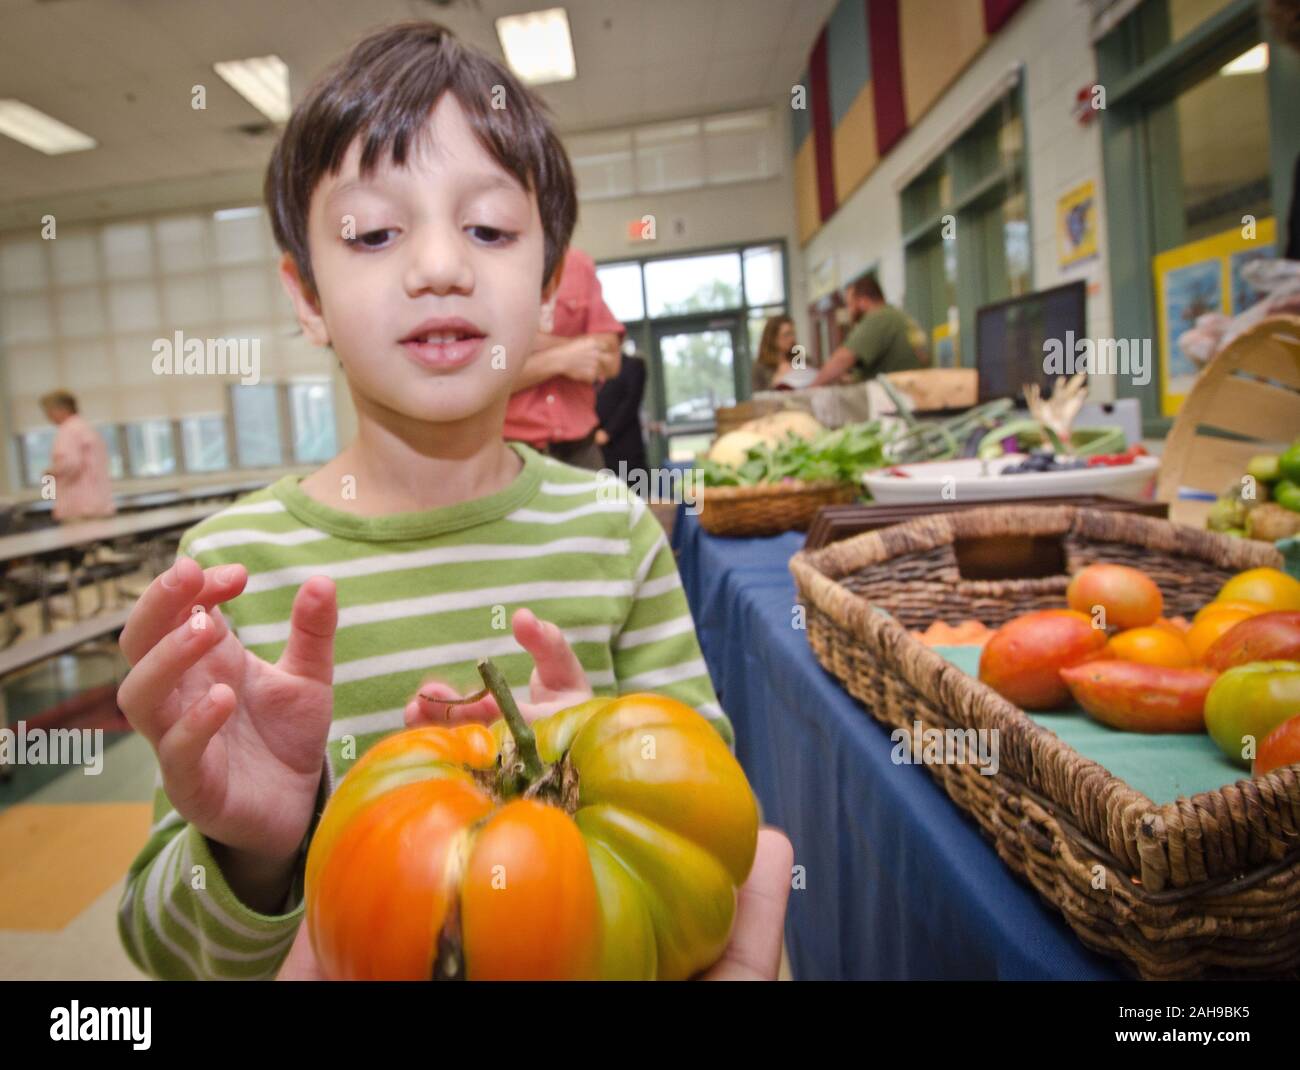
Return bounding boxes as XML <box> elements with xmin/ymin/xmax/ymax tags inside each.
<box><xmin>595</xmin><ymin>351</ymin><xmax>649</xmax><ymax>482</ymax></box>
<box><xmin>1272</xmin><ymin>0</ymin><xmax>1300</xmax><ymax>258</ymax></box>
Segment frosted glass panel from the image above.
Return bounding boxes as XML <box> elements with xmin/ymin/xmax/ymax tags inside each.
<box><xmin>58</xmin><ymin>286</ymin><xmax>106</xmax><ymax>338</ymax></box>
<box><xmin>113</xmin><ymin>334</ymin><xmax>161</xmax><ymax>386</ymax></box>
<box><xmin>2</xmin><ymin>293</ymin><xmax>54</xmax><ymax>343</ymax></box>
<box><xmin>63</xmin><ymin>338</ymin><xmax>113</xmax><ymax>388</ymax></box>
<box><xmin>163</xmin><ymin>274</ymin><xmax>217</xmax><ymax>325</ymax></box>
<box><xmin>102</xmin><ymin>222</ymin><xmax>154</xmax><ymax>278</ymax></box>
<box><xmin>0</xmin><ymin>239</ymin><xmax>49</xmax><ymax>292</ymax></box>
<box><xmin>108</xmin><ymin>280</ymin><xmax>162</xmax><ymax>331</ymax></box>
<box><xmin>51</xmin><ymin>231</ymin><xmax>100</xmax><ymax>285</ymax></box>
<box><xmin>218</xmin><ymin>266</ymin><xmax>273</xmax><ymax>320</ymax></box>
<box><xmin>213</xmin><ymin>208</ymin><xmax>266</xmax><ymax>265</ymax></box>
<box><xmin>9</xmin><ymin>346</ymin><xmax>61</xmax><ymax>396</ymax></box>
<box><xmin>155</xmin><ymin>215</ymin><xmax>208</xmax><ymax>272</ymax></box>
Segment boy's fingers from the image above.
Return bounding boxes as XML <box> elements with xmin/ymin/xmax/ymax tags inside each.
<box><xmin>116</xmin><ymin>608</ymin><xmax>230</xmax><ymax>745</ymax></box>
<box><xmin>700</xmin><ymin>828</ymin><xmax>793</xmax><ymax>981</ymax></box>
<box><xmin>119</xmin><ymin>558</ymin><xmax>248</xmax><ymax>665</ymax></box>
<box><xmin>409</xmin><ymin>683</ymin><xmax>500</xmax><ymax>726</ymax></box>
<box><xmin>157</xmin><ymin>683</ymin><xmax>236</xmax><ymax>791</ymax></box>
<box><xmin>512</xmin><ymin>608</ymin><xmax>585</xmax><ymax>693</ymax></box>
<box><xmin>276</xmin><ymin>577</ymin><xmax>337</xmax><ymax>685</ymax></box>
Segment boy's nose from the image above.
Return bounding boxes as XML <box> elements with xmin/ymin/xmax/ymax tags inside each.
<box><xmin>402</xmin><ymin>224</ymin><xmax>474</xmax><ymax>297</ymax></box>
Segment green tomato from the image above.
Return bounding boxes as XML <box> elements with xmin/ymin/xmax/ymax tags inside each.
<box><xmin>1204</xmin><ymin>661</ymin><xmax>1300</xmax><ymax>765</ymax></box>
<box><xmin>1247</xmin><ymin>454</ymin><xmax>1281</xmax><ymax>483</ymax></box>
<box><xmin>1274</xmin><ymin>478</ymin><xmax>1300</xmax><ymax>514</ymax></box>
<box><xmin>1279</xmin><ymin>443</ymin><xmax>1300</xmax><ymax>484</ymax></box>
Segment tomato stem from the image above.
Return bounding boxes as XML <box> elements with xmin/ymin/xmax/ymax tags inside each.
<box><xmin>476</xmin><ymin>657</ymin><xmax>545</xmax><ymax>786</ymax></box>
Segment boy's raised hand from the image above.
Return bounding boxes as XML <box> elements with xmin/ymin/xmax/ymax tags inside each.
<box><xmin>406</xmin><ymin>607</ymin><xmax>592</xmax><ymax>727</ymax></box>
<box><xmin>117</xmin><ymin>556</ymin><xmax>337</xmax><ymax>865</ymax></box>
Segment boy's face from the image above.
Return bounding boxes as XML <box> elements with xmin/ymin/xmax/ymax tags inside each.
<box><xmin>282</xmin><ymin>94</ymin><xmax>548</xmax><ymax>425</ymax></box>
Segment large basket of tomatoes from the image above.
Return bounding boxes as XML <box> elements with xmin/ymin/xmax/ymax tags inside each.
<box><xmin>789</xmin><ymin>505</ymin><xmax>1300</xmax><ymax>979</ymax></box>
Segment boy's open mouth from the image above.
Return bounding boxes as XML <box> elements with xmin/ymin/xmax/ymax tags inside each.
<box><xmin>400</xmin><ymin>317</ymin><xmax>487</xmax><ymax>372</ymax></box>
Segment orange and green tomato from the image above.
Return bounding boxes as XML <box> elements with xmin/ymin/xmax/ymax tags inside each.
<box><xmin>305</xmin><ymin>681</ymin><xmax>758</xmax><ymax>981</ymax></box>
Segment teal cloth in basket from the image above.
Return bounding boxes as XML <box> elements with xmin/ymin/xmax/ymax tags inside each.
<box><xmin>932</xmin><ymin>645</ymin><xmax>1250</xmax><ymax>806</ymax></box>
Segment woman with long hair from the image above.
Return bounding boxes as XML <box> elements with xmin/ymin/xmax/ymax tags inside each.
<box><xmin>751</xmin><ymin>315</ymin><xmax>799</xmax><ymax>392</ymax></box>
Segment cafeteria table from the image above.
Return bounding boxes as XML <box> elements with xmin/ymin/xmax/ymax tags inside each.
<box><xmin>671</xmin><ymin>506</ymin><xmax>1124</xmax><ymax>980</ymax></box>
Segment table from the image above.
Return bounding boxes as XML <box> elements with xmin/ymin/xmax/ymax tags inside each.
<box><xmin>0</xmin><ymin>502</ymin><xmax>221</xmax><ymax>639</ymax></box>
<box><xmin>671</xmin><ymin>507</ymin><xmax>1124</xmax><ymax>980</ymax></box>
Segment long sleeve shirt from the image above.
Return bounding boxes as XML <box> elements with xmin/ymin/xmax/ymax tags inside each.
<box><xmin>117</xmin><ymin>443</ymin><xmax>727</xmax><ymax>979</ymax></box>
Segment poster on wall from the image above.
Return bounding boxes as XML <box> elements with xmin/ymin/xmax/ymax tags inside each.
<box><xmin>1153</xmin><ymin>217</ymin><xmax>1276</xmax><ymax>417</ymax></box>
<box><xmin>1056</xmin><ymin>180</ymin><xmax>1098</xmax><ymax>270</ymax></box>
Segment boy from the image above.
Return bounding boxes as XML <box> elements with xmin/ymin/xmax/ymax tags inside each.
<box><xmin>116</xmin><ymin>21</ymin><xmax>743</xmax><ymax>981</ymax></box>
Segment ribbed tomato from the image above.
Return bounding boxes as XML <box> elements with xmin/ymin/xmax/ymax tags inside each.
<box><xmin>304</xmin><ymin>660</ymin><xmax>758</xmax><ymax>980</ymax></box>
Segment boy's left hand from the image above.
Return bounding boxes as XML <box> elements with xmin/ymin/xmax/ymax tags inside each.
<box><xmin>404</xmin><ymin>607</ymin><xmax>592</xmax><ymax>728</ymax></box>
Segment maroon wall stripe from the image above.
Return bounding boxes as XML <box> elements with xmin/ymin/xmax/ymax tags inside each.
<box><xmin>982</xmin><ymin>0</ymin><xmax>1028</xmax><ymax>34</ymax></box>
<box><xmin>808</xmin><ymin>27</ymin><xmax>837</xmax><ymax>222</ymax></box>
<box><xmin>866</xmin><ymin>0</ymin><xmax>906</xmax><ymax>157</ymax></box>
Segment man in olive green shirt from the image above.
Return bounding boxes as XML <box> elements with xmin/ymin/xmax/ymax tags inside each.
<box><xmin>811</xmin><ymin>275</ymin><xmax>925</xmax><ymax>386</ymax></box>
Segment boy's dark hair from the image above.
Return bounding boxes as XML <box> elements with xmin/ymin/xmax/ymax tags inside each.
<box><xmin>265</xmin><ymin>20</ymin><xmax>577</xmax><ymax>298</ymax></box>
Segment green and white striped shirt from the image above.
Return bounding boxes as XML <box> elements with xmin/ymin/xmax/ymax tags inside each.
<box><xmin>118</xmin><ymin>443</ymin><xmax>726</xmax><ymax>980</ymax></box>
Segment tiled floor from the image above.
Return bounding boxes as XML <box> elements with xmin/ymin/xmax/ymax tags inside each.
<box><xmin>1</xmin><ymin>584</ymin><xmax>153</xmax><ymax>980</ymax></box>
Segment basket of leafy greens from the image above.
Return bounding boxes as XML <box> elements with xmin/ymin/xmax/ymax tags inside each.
<box><xmin>695</xmin><ymin>424</ymin><xmax>890</xmax><ymax>536</ymax></box>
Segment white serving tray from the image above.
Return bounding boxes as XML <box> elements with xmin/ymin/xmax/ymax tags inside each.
<box><xmin>863</xmin><ymin>454</ymin><xmax>1161</xmax><ymax>504</ymax></box>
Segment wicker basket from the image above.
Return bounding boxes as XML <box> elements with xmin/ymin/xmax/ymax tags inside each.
<box><xmin>698</xmin><ymin>481</ymin><xmax>859</xmax><ymax>537</ymax></box>
<box><xmin>788</xmin><ymin>505</ymin><xmax>1300</xmax><ymax>979</ymax></box>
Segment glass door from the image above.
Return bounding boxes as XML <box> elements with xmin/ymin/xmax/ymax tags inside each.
<box><xmin>648</xmin><ymin>317</ymin><xmax>742</xmax><ymax>464</ymax></box>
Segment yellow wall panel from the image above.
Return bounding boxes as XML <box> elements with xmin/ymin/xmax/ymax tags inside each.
<box><xmin>833</xmin><ymin>82</ymin><xmax>878</xmax><ymax>205</ymax></box>
<box><xmin>794</xmin><ymin>135</ymin><xmax>821</xmax><ymax>245</ymax></box>
<box><xmin>900</xmin><ymin>0</ymin><xmax>988</xmax><ymax>126</ymax></box>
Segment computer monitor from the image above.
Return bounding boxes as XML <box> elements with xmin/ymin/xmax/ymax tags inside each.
<box><xmin>975</xmin><ymin>281</ymin><xmax>1087</xmax><ymax>404</ymax></box>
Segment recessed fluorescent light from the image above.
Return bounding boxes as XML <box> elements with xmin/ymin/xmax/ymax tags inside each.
<box><xmin>213</xmin><ymin>206</ymin><xmax>262</xmax><ymax>222</ymax></box>
<box><xmin>0</xmin><ymin>100</ymin><xmax>95</xmax><ymax>154</ymax></box>
<box><xmin>496</xmin><ymin>7</ymin><xmax>576</xmax><ymax>86</ymax></box>
<box><xmin>213</xmin><ymin>55</ymin><xmax>291</xmax><ymax>122</ymax></box>
<box><xmin>1221</xmin><ymin>43</ymin><xmax>1268</xmax><ymax>75</ymax></box>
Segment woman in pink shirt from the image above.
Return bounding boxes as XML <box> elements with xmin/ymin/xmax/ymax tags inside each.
<box><xmin>40</xmin><ymin>391</ymin><xmax>116</xmax><ymax>521</ymax></box>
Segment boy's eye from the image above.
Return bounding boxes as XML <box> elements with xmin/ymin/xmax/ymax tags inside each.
<box><xmin>466</xmin><ymin>225</ymin><xmax>516</xmax><ymax>246</ymax></box>
<box><xmin>347</xmin><ymin>229</ymin><xmax>396</xmax><ymax>249</ymax></box>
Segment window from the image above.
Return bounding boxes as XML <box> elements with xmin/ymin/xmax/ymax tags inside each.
<box><xmin>1156</xmin><ymin>45</ymin><xmax>1272</xmax><ymax>247</ymax></box>
<box><xmin>1096</xmin><ymin>0</ymin><xmax>1291</xmax><ymax>433</ymax></box>
<box><xmin>231</xmin><ymin>383</ymin><xmax>283</xmax><ymax>467</ymax></box>
<box><xmin>900</xmin><ymin>88</ymin><xmax>1028</xmax><ymax>366</ymax></box>
<box><xmin>97</xmin><ymin>423</ymin><xmax>125</xmax><ymax>479</ymax></box>
<box><xmin>594</xmin><ymin>261</ymin><xmax>645</xmax><ymax>323</ymax></box>
<box><xmin>19</xmin><ymin>428</ymin><xmax>55</xmax><ymax>487</ymax></box>
<box><xmin>126</xmin><ymin>419</ymin><xmax>177</xmax><ymax>477</ymax></box>
<box><xmin>289</xmin><ymin>380</ymin><xmax>337</xmax><ymax>463</ymax></box>
<box><xmin>181</xmin><ymin>414</ymin><xmax>230</xmax><ymax>473</ymax></box>
<box><xmin>743</xmin><ymin>244</ymin><xmax>785</xmax><ymax>306</ymax></box>
<box><xmin>567</xmin><ymin>107</ymin><xmax>781</xmax><ymax>202</ymax></box>
<box><xmin>644</xmin><ymin>252</ymin><xmax>743</xmax><ymax>317</ymax></box>
<box><xmin>594</xmin><ymin>243</ymin><xmax>788</xmax><ymax>467</ymax></box>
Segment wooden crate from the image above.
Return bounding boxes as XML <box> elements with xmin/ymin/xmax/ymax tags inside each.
<box><xmin>1156</xmin><ymin>315</ymin><xmax>1300</xmax><ymax>527</ymax></box>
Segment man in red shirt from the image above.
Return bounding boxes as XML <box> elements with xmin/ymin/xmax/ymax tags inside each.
<box><xmin>505</xmin><ymin>248</ymin><xmax>624</xmax><ymax>468</ymax></box>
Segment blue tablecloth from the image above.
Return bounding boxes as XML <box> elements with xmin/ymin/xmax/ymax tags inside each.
<box><xmin>672</xmin><ymin>507</ymin><xmax>1124</xmax><ymax>980</ymax></box>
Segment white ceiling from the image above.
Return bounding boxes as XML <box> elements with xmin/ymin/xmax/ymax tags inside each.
<box><xmin>0</xmin><ymin>0</ymin><xmax>836</xmax><ymax>207</ymax></box>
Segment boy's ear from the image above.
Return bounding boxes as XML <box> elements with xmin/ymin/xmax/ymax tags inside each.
<box><xmin>541</xmin><ymin>250</ymin><xmax>568</xmax><ymax>303</ymax></box>
<box><xmin>279</xmin><ymin>253</ymin><xmax>330</xmax><ymax>346</ymax></box>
